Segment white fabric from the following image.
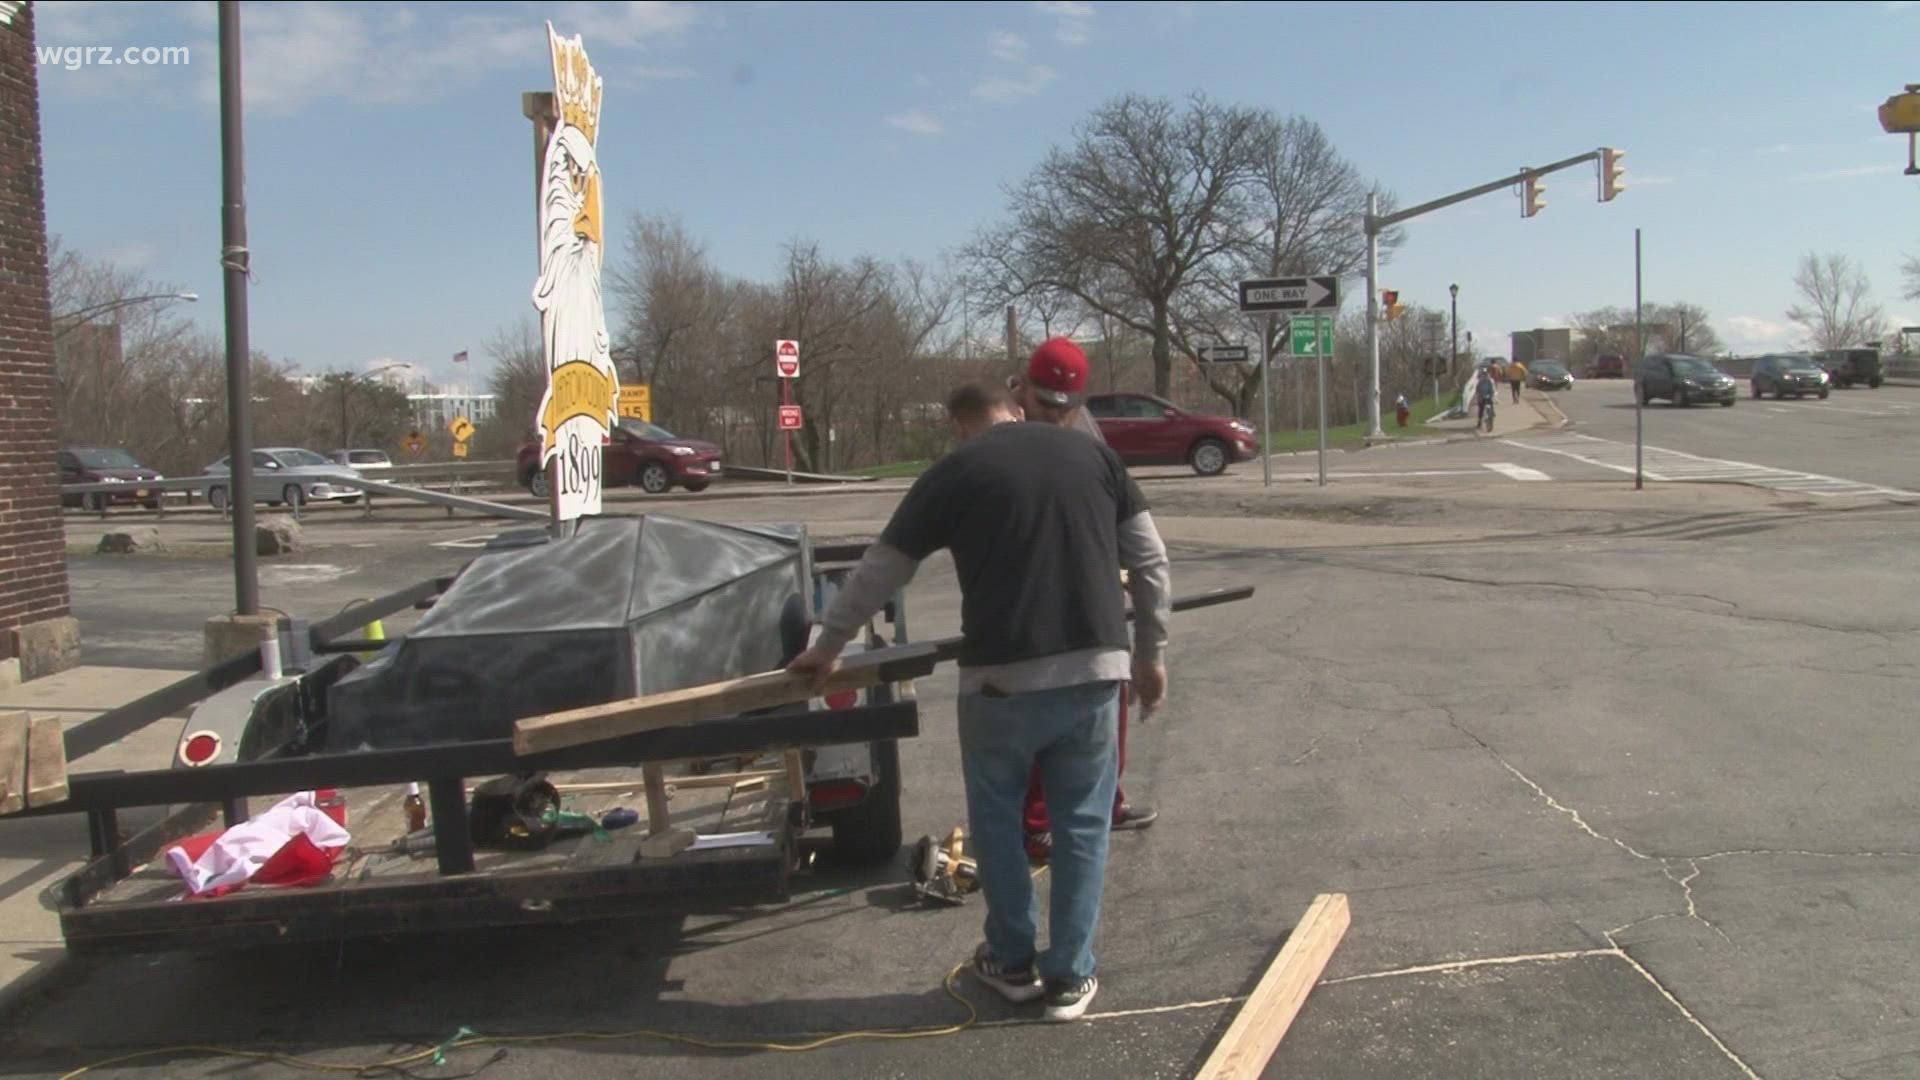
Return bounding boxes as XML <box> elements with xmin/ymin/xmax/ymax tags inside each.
<box><xmin>165</xmin><ymin>791</ymin><xmax>351</xmax><ymax>896</ymax></box>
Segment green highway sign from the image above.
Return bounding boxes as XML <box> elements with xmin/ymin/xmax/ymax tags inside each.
<box><xmin>1287</xmin><ymin>316</ymin><xmax>1333</xmax><ymax>356</ymax></box>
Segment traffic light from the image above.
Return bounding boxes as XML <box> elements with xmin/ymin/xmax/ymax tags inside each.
<box><xmin>1521</xmin><ymin>174</ymin><xmax>1546</xmax><ymax>218</ymax></box>
<box><xmin>1599</xmin><ymin>147</ymin><xmax>1626</xmax><ymax>202</ymax></box>
<box><xmin>1381</xmin><ymin>290</ymin><xmax>1404</xmax><ymax>320</ymax></box>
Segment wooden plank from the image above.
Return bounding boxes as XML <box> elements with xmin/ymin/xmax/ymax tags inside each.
<box><xmin>0</xmin><ymin>710</ymin><xmax>27</xmax><ymax>815</ymax></box>
<box><xmin>1193</xmin><ymin>893</ymin><xmax>1351</xmax><ymax>1080</ymax></box>
<box><xmin>641</xmin><ymin>764</ymin><xmax>671</xmax><ymax>836</ymax></box>
<box><xmin>511</xmin><ymin>641</ymin><xmax>937</xmax><ymax>757</ymax></box>
<box><xmin>782</xmin><ymin>750</ymin><xmax>806</xmax><ymax>804</ymax></box>
<box><xmin>25</xmin><ymin>715</ymin><xmax>68</xmax><ymax>808</ymax></box>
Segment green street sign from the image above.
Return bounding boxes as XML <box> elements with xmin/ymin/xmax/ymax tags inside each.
<box><xmin>1287</xmin><ymin>316</ymin><xmax>1333</xmax><ymax>356</ymax></box>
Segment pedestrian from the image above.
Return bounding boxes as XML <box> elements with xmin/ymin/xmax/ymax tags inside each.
<box><xmin>1395</xmin><ymin>393</ymin><xmax>1411</xmax><ymax>428</ymax></box>
<box><xmin>1474</xmin><ymin>364</ymin><xmax>1498</xmax><ymax>433</ymax></box>
<box><xmin>1508</xmin><ymin>359</ymin><xmax>1527</xmax><ymax>403</ymax></box>
<box><xmin>1009</xmin><ymin>352</ymin><xmax>1157</xmax><ymax>854</ymax></box>
<box><xmin>788</xmin><ymin>350</ymin><xmax>1172</xmax><ymax>1024</ymax></box>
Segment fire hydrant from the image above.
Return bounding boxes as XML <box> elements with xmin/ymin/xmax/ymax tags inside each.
<box><xmin>1394</xmin><ymin>395</ymin><xmax>1410</xmax><ymax>428</ymax></box>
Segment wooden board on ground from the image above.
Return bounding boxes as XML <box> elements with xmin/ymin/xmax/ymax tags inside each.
<box><xmin>25</xmin><ymin>714</ymin><xmax>67</xmax><ymax>807</ymax></box>
<box><xmin>1193</xmin><ymin>892</ymin><xmax>1351</xmax><ymax>1080</ymax></box>
<box><xmin>0</xmin><ymin>710</ymin><xmax>26</xmax><ymax>815</ymax></box>
<box><xmin>512</xmin><ymin>641</ymin><xmax>937</xmax><ymax>756</ymax></box>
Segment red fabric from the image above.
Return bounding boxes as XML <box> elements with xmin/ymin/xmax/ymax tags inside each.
<box><xmin>163</xmin><ymin>831</ymin><xmax>344</xmax><ymax>900</ymax></box>
<box><xmin>1024</xmin><ymin>690</ymin><xmax>1128</xmax><ymax>833</ymax></box>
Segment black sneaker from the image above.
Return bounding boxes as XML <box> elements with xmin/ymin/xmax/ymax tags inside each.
<box><xmin>1112</xmin><ymin>804</ymin><xmax>1158</xmax><ymax>831</ymax></box>
<box><xmin>1043</xmin><ymin>975</ymin><xmax>1099</xmax><ymax>1022</ymax></box>
<box><xmin>971</xmin><ymin>943</ymin><xmax>1043</xmax><ymax>1004</ymax></box>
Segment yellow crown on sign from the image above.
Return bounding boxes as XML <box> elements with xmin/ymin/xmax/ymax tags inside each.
<box><xmin>547</xmin><ymin>23</ymin><xmax>603</xmax><ymax>146</ymax></box>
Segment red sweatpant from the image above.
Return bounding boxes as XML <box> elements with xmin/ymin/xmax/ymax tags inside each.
<box><xmin>1023</xmin><ymin>690</ymin><xmax>1128</xmax><ymax>833</ymax></box>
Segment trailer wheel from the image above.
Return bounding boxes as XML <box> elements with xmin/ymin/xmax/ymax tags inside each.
<box><xmin>828</xmin><ymin>738</ymin><xmax>903</xmax><ymax>865</ymax></box>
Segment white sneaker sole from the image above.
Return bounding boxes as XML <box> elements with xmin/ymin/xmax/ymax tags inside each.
<box><xmin>973</xmin><ymin>968</ymin><xmax>1044</xmax><ymax>1005</ymax></box>
<box><xmin>1043</xmin><ymin>982</ymin><xmax>1098</xmax><ymax>1022</ymax></box>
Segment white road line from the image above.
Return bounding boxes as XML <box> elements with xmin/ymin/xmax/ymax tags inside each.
<box><xmin>1509</xmin><ymin>431</ymin><xmax>1919</xmax><ymax>499</ymax></box>
<box><xmin>432</xmin><ymin>533</ymin><xmax>499</xmax><ymax>549</ymax></box>
<box><xmin>1482</xmin><ymin>462</ymin><xmax>1551</xmax><ymax>482</ymax></box>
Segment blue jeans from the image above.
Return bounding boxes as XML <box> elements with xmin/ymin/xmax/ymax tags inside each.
<box><xmin>958</xmin><ymin>680</ymin><xmax>1121</xmax><ymax>982</ymax></box>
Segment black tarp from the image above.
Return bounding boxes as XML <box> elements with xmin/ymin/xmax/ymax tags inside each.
<box><xmin>325</xmin><ymin>515</ymin><xmax>811</xmax><ymax>750</ymax></box>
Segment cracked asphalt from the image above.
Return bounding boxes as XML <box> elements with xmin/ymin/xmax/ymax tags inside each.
<box><xmin>6</xmin><ymin>475</ymin><xmax>1919</xmax><ymax>1079</ymax></box>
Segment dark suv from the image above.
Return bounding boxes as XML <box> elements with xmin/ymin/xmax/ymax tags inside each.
<box><xmin>1817</xmin><ymin>348</ymin><xmax>1883</xmax><ymax>389</ymax></box>
<box><xmin>1639</xmin><ymin>354</ymin><xmax>1737</xmax><ymax>408</ymax></box>
<box><xmin>1750</xmin><ymin>353</ymin><xmax>1830</xmax><ymax>400</ymax></box>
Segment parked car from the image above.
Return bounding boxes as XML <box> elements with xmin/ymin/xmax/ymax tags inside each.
<box><xmin>1817</xmin><ymin>347</ymin><xmax>1883</xmax><ymax>389</ymax></box>
<box><xmin>1530</xmin><ymin>361</ymin><xmax>1575</xmax><ymax>391</ymax></box>
<box><xmin>1638</xmin><ymin>354</ymin><xmax>1737</xmax><ymax>407</ymax></box>
<box><xmin>1588</xmin><ymin>354</ymin><xmax>1627</xmax><ymax>378</ymax></box>
<box><xmin>204</xmin><ymin>448</ymin><xmax>363</xmax><ymax>510</ymax></box>
<box><xmin>57</xmin><ymin>447</ymin><xmax>164</xmax><ymax>510</ymax></box>
<box><xmin>330</xmin><ymin>449</ymin><xmax>394</xmax><ymax>472</ymax></box>
<box><xmin>1082</xmin><ymin>393</ymin><xmax>1259</xmax><ymax>476</ymax></box>
<box><xmin>1750</xmin><ymin>354</ymin><xmax>1830</xmax><ymax>400</ymax></box>
<box><xmin>516</xmin><ymin>419</ymin><xmax>722</xmax><ymax>497</ymax></box>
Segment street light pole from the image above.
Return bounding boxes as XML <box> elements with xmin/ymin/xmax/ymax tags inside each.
<box><xmin>1448</xmin><ymin>283</ymin><xmax>1459</xmax><ymax>406</ymax></box>
<box><xmin>53</xmin><ymin>292</ymin><xmax>198</xmax><ymax>341</ymax></box>
<box><xmin>218</xmin><ymin>0</ymin><xmax>258</xmax><ymax>617</ymax></box>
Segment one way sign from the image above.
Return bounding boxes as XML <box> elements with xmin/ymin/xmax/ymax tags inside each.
<box><xmin>1238</xmin><ymin>275</ymin><xmax>1340</xmax><ymax>314</ymax></box>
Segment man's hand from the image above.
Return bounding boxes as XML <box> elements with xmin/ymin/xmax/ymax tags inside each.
<box><xmin>786</xmin><ymin>642</ymin><xmax>845</xmax><ymax>692</ymax></box>
<box><xmin>1130</xmin><ymin>658</ymin><xmax>1167</xmax><ymax>714</ymax></box>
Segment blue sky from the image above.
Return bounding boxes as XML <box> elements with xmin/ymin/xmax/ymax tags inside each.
<box><xmin>33</xmin><ymin>0</ymin><xmax>1920</xmax><ymax>390</ymax></box>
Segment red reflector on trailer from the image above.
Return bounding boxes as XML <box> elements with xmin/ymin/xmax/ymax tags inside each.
<box><xmin>824</xmin><ymin>690</ymin><xmax>858</xmax><ymax>710</ymax></box>
<box><xmin>180</xmin><ymin>731</ymin><xmax>222</xmax><ymax>767</ymax></box>
<box><xmin>808</xmin><ymin>779</ymin><xmax>867</xmax><ymax>809</ymax></box>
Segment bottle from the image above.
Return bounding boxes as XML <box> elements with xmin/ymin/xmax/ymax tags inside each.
<box><xmin>403</xmin><ymin>782</ymin><xmax>427</xmax><ymax>833</ymax></box>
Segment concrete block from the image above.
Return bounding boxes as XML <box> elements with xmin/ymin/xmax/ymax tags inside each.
<box><xmin>203</xmin><ymin>613</ymin><xmax>277</xmax><ymax>670</ymax></box>
<box><xmin>96</xmin><ymin>526</ymin><xmax>164</xmax><ymax>555</ymax></box>
<box><xmin>13</xmin><ymin>618</ymin><xmax>80</xmax><ymax>681</ymax></box>
<box><xmin>0</xmin><ymin>659</ymin><xmax>17</xmax><ymax>690</ymax></box>
<box><xmin>256</xmin><ymin>516</ymin><xmax>301</xmax><ymax>556</ymax></box>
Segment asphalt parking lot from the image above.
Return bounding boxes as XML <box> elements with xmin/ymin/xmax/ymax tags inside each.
<box><xmin>7</xmin><ymin>457</ymin><xmax>1920</xmax><ymax>1079</ymax></box>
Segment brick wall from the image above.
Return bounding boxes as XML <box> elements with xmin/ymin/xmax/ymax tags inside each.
<box><xmin>0</xmin><ymin>3</ymin><xmax>72</xmax><ymax>662</ymax></box>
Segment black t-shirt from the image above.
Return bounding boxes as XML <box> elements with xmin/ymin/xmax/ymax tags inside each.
<box><xmin>881</xmin><ymin>421</ymin><xmax>1148</xmax><ymax>668</ymax></box>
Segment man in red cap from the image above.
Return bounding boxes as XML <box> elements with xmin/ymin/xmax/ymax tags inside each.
<box><xmin>1010</xmin><ymin>340</ymin><xmax>1158</xmax><ymax>854</ymax></box>
<box><xmin>788</xmin><ymin>360</ymin><xmax>1172</xmax><ymax>1022</ymax></box>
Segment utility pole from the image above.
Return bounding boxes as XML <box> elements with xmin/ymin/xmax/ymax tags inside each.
<box><xmin>1634</xmin><ymin>228</ymin><xmax>1644</xmax><ymax>491</ymax></box>
<box><xmin>218</xmin><ymin>1</ymin><xmax>257</xmax><ymax>616</ymax></box>
<box><xmin>1447</xmin><ymin>283</ymin><xmax>1459</xmax><ymax>407</ymax></box>
<box><xmin>1364</xmin><ymin>148</ymin><xmax>1620</xmax><ymax>438</ymax></box>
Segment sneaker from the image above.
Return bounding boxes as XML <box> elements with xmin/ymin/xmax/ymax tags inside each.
<box><xmin>1112</xmin><ymin>803</ymin><xmax>1158</xmax><ymax>831</ymax></box>
<box><xmin>1043</xmin><ymin>975</ymin><xmax>1099</xmax><ymax>1022</ymax></box>
<box><xmin>1025</xmin><ymin>830</ymin><xmax>1052</xmax><ymax>861</ymax></box>
<box><xmin>971</xmin><ymin>943</ymin><xmax>1043</xmax><ymax>1004</ymax></box>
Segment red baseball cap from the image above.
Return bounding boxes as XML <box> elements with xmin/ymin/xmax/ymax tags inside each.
<box><xmin>1026</xmin><ymin>337</ymin><xmax>1089</xmax><ymax>406</ymax></box>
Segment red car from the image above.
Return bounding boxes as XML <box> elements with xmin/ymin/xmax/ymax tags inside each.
<box><xmin>58</xmin><ymin>447</ymin><xmax>165</xmax><ymax>510</ymax></box>
<box><xmin>1083</xmin><ymin>393</ymin><xmax>1259</xmax><ymax>475</ymax></box>
<box><xmin>517</xmin><ymin>419</ymin><xmax>723</xmax><ymax>497</ymax></box>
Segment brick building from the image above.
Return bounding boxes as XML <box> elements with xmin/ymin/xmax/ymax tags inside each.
<box><xmin>0</xmin><ymin>2</ymin><xmax>78</xmax><ymax>682</ymax></box>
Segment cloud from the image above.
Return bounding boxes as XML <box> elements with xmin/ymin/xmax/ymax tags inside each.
<box><xmin>554</xmin><ymin>1</ymin><xmax>698</xmax><ymax>48</ymax></box>
<box><xmin>885</xmin><ymin>109</ymin><xmax>943</xmax><ymax>136</ymax></box>
<box><xmin>1889</xmin><ymin>1</ymin><xmax>1916</xmax><ymax>9</ymax></box>
<box><xmin>1789</xmin><ymin>163</ymin><xmax>1900</xmax><ymax>182</ymax></box>
<box><xmin>103</xmin><ymin>242</ymin><xmax>158</xmax><ymax>270</ymax></box>
<box><xmin>913</xmin><ymin>72</ymin><xmax>932</xmax><ymax>87</ymax></box>
<box><xmin>1034</xmin><ymin>1</ymin><xmax>1093</xmax><ymax>46</ymax></box>
<box><xmin>973</xmin><ymin>65</ymin><xmax>1057</xmax><ymax>103</ymax></box>
<box><xmin>1724</xmin><ymin>315</ymin><xmax>1798</xmax><ymax>352</ymax></box>
<box><xmin>989</xmin><ymin>30</ymin><xmax>1028</xmax><ymax>63</ymax></box>
<box><xmin>1758</xmin><ymin>143</ymin><xmax>1801</xmax><ymax>155</ymax></box>
<box><xmin>1634</xmin><ymin>175</ymin><xmax>1676</xmax><ymax>186</ymax></box>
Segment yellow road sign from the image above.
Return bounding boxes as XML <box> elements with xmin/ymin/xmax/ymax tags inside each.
<box><xmin>403</xmin><ymin>431</ymin><xmax>427</xmax><ymax>457</ymax></box>
<box><xmin>452</xmin><ymin>441</ymin><xmax>469</xmax><ymax>458</ymax></box>
<box><xmin>617</xmin><ymin>384</ymin><xmax>652</xmax><ymax>422</ymax></box>
<box><xmin>448</xmin><ymin>415</ymin><xmax>475</xmax><ymax>443</ymax></box>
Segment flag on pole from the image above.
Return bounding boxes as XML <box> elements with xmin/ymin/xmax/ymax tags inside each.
<box><xmin>452</xmin><ymin>350</ymin><xmax>468</xmax><ymax>364</ymax></box>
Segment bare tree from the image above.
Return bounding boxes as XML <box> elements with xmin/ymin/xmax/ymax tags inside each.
<box><xmin>1786</xmin><ymin>253</ymin><xmax>1887</xmax><ymax>352</ymax></box>
<box><xmin>1648</xmin><ymin>302</ymin><xmax>1723</xmax><ymax>355</ymax></box>
<box><xmin>1902</xmin><ymin>249</ymin><xmax>1919</xmax><ymax>302</ymax></box>
<box><xmin>1176</xmin><ymin>114</ymin><xmax>1397</xmax><ymax>417</ymax></box>
<box><xmin>480</xmin><ymin>319</ymin><xmax>545</xmax><ymax>458</ymax></box>
<box><xmin>968</xmin><ymin>94</ymin><xmax>1268</xmax><ymax>396</ymax></box>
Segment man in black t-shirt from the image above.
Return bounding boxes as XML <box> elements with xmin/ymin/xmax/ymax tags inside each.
<box><xmin>788</xmin><ymin>354</ymin><xmax>1171</xmax><ymax>1023</ymax></box>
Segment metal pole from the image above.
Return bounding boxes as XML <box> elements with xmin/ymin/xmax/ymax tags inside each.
<box><xmin>1448</xmin><ymin>285</ymin><xmax>1459</xmax><ymax>407</ymax></box>
<box><xmin>338</xmin><ymin>378</ymin><xmax>350</xmax><ymax>449</ymax></box>
<box><xmin>218</xmin><ymin>1</ymin><xmax>258</xmax><ymax>616</ymax></box>
<box><xmin>1259</xmin><ymin>313</ymin><xmax>1273</xmax><ymax>487</ymax></box>
<box><xmin>1634</xmin><ymin>228</ymin><xmax>1644</xmax><ymax>491</ymax></box>
<box><xmin>1316</xmin><ymin>317</ymin><xmax>1329</xmax><ymax>486</ymax></box>
<box><xmin>1365</xmin><ymin>192</ymin><xmax>1383</xmax><ymax>438</ymax></box>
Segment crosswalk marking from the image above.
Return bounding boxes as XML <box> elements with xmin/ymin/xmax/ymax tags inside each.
<box><xmin>1508</xmin><ymin>431</ymin><xmax>1918</xmax><ymax>499</ymax></box>
<box><xmin>1482</xmin><ymin>462</ymin><xmax>1551</xmax><ymax>482</ymax></box>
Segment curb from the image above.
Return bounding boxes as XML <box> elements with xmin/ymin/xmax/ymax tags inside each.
<box><xmin>0</xmin><ymin>943</ymin><xmax>77</xmax><ymax>1023</ymax></box>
